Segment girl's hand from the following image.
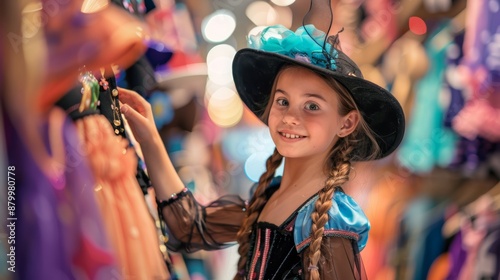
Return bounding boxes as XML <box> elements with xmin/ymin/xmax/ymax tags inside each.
<box><xmin>118</xmin><ymin>87</ymin><xmax>158</xmax><ymax>144</ymax></box>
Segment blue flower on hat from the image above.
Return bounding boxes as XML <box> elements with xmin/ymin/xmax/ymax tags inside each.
<box><xmin>248</xmin><ymin>24</ymin><xmax>338</xmax><ymax>70</ymax></box>
<box><xmin>148</xmin><ymin>90</ymin><xmax>174</xmax><ymax>128</ymax></box>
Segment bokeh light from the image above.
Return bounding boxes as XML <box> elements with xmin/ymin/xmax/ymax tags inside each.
<box><xmin>409</xmin><ymin>16</ymin><xmax>427</xmax><ymax>35</ymax></box>
<box><xmin>207</xmin><ymin>87</ymin><xmax>243</xmax><ymax>128</ymax></box>
<box><xmin>246</xmin><ymin>1</ymin><xmax>277</xmax><ymax>26</ymax></box>
<box><xmin>201</xmin><ymin>9</ymin><xmax>236</xmax><ymax>43</ymax></box>
<box><xmin>271</xmin><ymin>0</ymin><xmax>296</xmax><ymax>6</ymax></box>
<box><xmin>206</xmin><ymin>44</ymin><xmax>236</xmax><ymax>86</ymax></box>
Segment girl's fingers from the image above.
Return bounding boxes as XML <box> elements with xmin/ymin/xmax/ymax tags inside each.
<box><xmin>117</xmin><ymin>87</ymin><xmax>143</xmax><ymax>105</ymax></box>
<box><xmin>120</xmin><ymin>104</ymin><xmax>142</xmax><ymax>123</ymax></box>
<box><xmin>117</xmin><ymin>87</ymin><xmax>153</xmax><ymax>118</ymax></box>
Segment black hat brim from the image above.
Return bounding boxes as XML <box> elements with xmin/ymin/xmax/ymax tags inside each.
<box><xmin>232</xmin><ymin>48</ymin><xmax>405</xmax><ymax>160</ymax></box>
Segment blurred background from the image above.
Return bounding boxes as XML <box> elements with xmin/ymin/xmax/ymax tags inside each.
<box><xmin>2</xmin><ymin>0</ymin><xmax>500</xmax><ymax>279</ymax></box>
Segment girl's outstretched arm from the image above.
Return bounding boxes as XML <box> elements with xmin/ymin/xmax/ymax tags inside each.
<box><xmin>118</xmin><ymin>87</ymin><xmax>245</xmax><ymax>252</ymax></box>
<box><xmin>118</xmin><ymin>87</ymin><xmax>185</xmax><ymax>200</ymax></box>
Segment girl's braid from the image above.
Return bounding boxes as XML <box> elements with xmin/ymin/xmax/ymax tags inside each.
<box><xmin>233</xmin><ymin>149</ymin><xmax>283</xmax><ymax>279</ymax></box>
<box><xmin>307</xmin><ymin>137</ymin><xmax>354</xmax><ymax>280</ymax></box>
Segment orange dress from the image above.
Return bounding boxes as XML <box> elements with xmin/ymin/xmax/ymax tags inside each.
<box><xmin>76</xmin><ymin>114</ymin><xmax>169</xmax><ymax>279</ymax></box>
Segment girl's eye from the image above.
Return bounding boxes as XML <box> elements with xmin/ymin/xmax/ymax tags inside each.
<box><xmin>276</xmin><ymin>98</ymin><xmax>288</xmax><ymax>106</ymax></box>
<box><xmin>305</xmin><ymin>103</ymin><xmax>319</xmax><ymax>111</ymax></box>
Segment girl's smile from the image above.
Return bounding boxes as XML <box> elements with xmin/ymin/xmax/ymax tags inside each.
<box><xmin>278</xmin><ymin>130</ymin><xmax>306</xmax><ymax>140</ymax></box>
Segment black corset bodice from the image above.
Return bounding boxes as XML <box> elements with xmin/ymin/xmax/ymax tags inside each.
<box><xmin>246</xmin><ymin>216</ymin><xmax>303</xmax><ymax>280</ymax></box>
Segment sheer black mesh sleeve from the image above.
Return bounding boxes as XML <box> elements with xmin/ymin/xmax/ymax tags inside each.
<box><xmin>159</xmin><ymin>190</ymin><xmax>247</xmax><ymax>253</ymax></box>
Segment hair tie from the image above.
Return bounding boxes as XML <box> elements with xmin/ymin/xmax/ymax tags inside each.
<box><xmin>238</xmin><ymin>269</ymin><xmax>246</xmax><ymax>276</ymax></box>
<box><xmin>308</xmin><ymin>264</ymin><xmax>319</xmax><ymax>271</ymax></box>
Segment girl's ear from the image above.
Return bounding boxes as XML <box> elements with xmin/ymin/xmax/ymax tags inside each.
<box><xmin>338</xmin><ymin>111</ymin><xmax>360</xmax><ymax>137</ymax></box>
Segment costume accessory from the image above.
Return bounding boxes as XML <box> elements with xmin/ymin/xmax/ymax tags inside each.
<box><xmin>78</xmin><ymin>68</ymin><xmax>100</xmax><ymax>112</ymax></box>
<box><xmin>232</xmin><ymin>24</ymin><xmax>405</xmax><ymax>160</ymax></box>
<box><xmin>231</xmin><ymin>0</ymin><xmax>403</xmax><ymax>160</ymax></box>
<box><xmin>98</xmin><ymin>68</ymin><xmax>125</xmax><ymax>135</ymax></box>
<box><xmin>156</xmin><ymin>188</ymin><xmax>189</xmax><ymax>208</ymax></box>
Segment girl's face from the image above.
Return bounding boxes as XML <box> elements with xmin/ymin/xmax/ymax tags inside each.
<box><xmin>268</xmin><ymin>67</ymin><xmax>351</xmax><ymax>161</ymax></box>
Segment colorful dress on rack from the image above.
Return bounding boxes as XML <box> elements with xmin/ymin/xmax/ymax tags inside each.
<box><xmin>397</xmin><ymin>22</ymin><xmax>458</xmax><ymax>174</ymax></box>
<box><xmin>57</xmin><ymin>82</ymin><xmax>169</xmax><ymax>279</ymax></box>
<box><xmin>452</xmin><ymin>0</ymin><xmax>500</xmax><ymax>142</ymax></box>
<box><xmin>5</xmin><ymin>109</ymin><xmax>119</xmax><ymax>280</ymax></box>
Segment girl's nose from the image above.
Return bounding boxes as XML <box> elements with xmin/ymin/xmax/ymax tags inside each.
<box><xmin>282</xmin><ymin>107</ymin><xmax>300</xmax><ymax>125</ymax></box>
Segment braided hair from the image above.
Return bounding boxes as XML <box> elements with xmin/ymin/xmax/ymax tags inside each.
<box><xmin>306</xmin><ymin>74</ymin><xmax>380</xmax><ymax>279</ymax></box>
<box><xmin>306</xmin><ymin>137</ymin><xmax>353</xmax><ymax>279</ymax></box>
<box><xmin>233</xmin><ymin>149</ymin><xmax>283</xmax><ymax>279</ymax></box>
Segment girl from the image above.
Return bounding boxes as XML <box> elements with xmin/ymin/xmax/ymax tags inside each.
<box><xmin>119</xmin><ymin>24</ymin><xmax>405</xmax><ymax>279</ymax></box>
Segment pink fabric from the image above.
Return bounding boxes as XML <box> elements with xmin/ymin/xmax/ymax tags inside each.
<box><xmin>452</xmin><ymin>93</ymin><xmax>500</xmax><ymax>141</ymax></box>
<box><xmin>452</xmin><ymin>0</ymin><xmax>500</xmax><ymax>141</ymax></box>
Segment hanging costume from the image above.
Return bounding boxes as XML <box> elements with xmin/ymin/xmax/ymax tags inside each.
<box><xmin>56</xmin><ymin>73</ymin><xmax>169</xmax><ymax>279</ymax></box>
<box><xmin>4</xmin><ymin>109</ymin><xmax>119</xmax><ymax>280</ymax></box>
